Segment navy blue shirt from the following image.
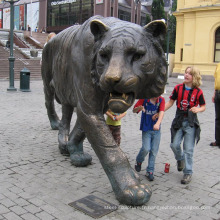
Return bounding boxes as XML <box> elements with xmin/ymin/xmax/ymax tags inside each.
<box><xmin>134</xmin><ymin>97</ymin><xmax>165</xmax><ymax>132</ymax></box>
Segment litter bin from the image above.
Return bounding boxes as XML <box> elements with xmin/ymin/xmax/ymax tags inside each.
<box><xmin>6</xmin><ymin>41</ymin><xmax>10</xmax><ymax>48</ymax></box>
<box><xmin>20</xmin><ymin>67</ymin><xmax>31</xmax><ymax>92</ymax></box>
<box><xmin>30</xmin><ymin>49</ymin><xmax>38</xmax><ymax>57</ymax></box>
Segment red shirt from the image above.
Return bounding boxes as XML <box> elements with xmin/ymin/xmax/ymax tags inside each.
<box><xmin>134</xmin><ymin>97</ymin><xmax>165</xmax><ymax>112</ymax></box>
<box><xmin>170</xmin><ymin>83</ymin><xmax>206</xmax><ymax>111</ymax></box>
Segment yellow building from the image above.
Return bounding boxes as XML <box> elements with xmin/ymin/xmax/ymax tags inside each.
<box><xmin>173</xmin><ymin>0</ymin><xmax>220</xmax><ymax>76</ymax></box>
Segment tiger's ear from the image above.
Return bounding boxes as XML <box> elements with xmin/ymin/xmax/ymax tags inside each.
<box><xmin>144</xmin><ymin>19</ymin><xmax>167</xmax><ymax>43</ymax></box>
<box><xmin>90</xmin><ymin>19</ymin><xmax>109</xmax><ymax>42</ymax></box>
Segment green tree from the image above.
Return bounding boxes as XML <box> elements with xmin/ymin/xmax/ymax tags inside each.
<box><xmin>168</xmin><ymin>0</ymin><xmax>177</xmax><ymax>53</ymax></box>
<box><xmin>151</xmin><ymin>0</ymin><xmax>166</xmax><ymax>20</ymax></box>
<box><xmin>145</xmin><ymin>14</ymin><xmax>151</xmax><ymax>25</ymax></box>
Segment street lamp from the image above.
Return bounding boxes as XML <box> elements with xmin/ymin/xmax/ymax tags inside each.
<box><xmin>5</xmin><ymin>0</ymin><xmax>20</xmax><ymax>91</ymax></box>
<box><xmin>166</xmin><ymin>9</ymin><xmax>172</xmax><ymax>62</ymax></box>
<box><xmin>135</xmin><ymin>0</ymin><xmax>140</xmax><ymax>24</ymax></box>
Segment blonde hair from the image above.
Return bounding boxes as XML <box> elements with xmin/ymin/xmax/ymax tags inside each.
<box><xmin>185</xmin><ymin>66</ymin><xmax>202</xmax><ymax>88</ymax></box>
<box><xmin>46</xmin><ymin>32</ymin><xmax>56</xmax><ymax>43</ymax></box>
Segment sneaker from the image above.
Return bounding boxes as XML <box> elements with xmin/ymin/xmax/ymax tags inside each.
<box><xmin>210</xmin><ymin>142</ymin><xmax>220</xmax><ymax>147</ymax></box>
<box><xmin>135</xmin><ymin>162</ymin><xmax>142</xmax><ymax>172</ymax></box>
<box><xmin>146</xmin><ymin>172</ymin><xmax>154</xmax><ymax>181</ymax></box>
<box><xmin>177</xmin><ymin>160</ymin><xmax>185</xmax><ymax>172</ymax></box>
<box><xmin>181</xmin><ymin>174</ymin><xmax>192</xmax><ymax>184</ymax></box>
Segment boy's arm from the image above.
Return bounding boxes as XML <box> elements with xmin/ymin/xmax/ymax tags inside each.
<box><xmin>153</xmin><ymin>111</ymin><xmax>164</xmax><ymax>130</ymax></box>
<box><xmin>106</xmin><ymin>110</ymin><xmax>115</xmax><ymax>120</ymax></box>
<box><xmin>165</xmin><ymin>99</ymin><xmax>175</xmax><ymax>111</ymax></box>
<box><xmin>190</xmin><ymin>105</ymin><xmax>206</xmax><ymax>113</ymax></box>
<box><xmin>133</xmin><ymin>99</ymin><xmax>145</xmax><ymax>113</ymax></box>
<box><xmin>133</xmin><ymin>106</ymin><xmax>144</xmax><ymax>113</ymax></box>
<box><xmin>115</xmin><ymin>112</ymin><xmax>127</xmax><ymax>121</ymax></box>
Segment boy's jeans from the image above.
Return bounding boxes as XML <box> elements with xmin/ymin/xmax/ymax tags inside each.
<box><xmin>170</xmin><ymin>119</ymin><xmax>196</xmax><ymax>175</ymax></box>
<box><xmin>136</xmin><ymin>130</ymin><xmax>161</xmax><ymax>173</ymax></box>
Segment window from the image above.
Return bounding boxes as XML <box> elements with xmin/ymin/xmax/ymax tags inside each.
<box><xmin>118</xmin><ymin>10</ymin><xmax>131</xmax><ymax>22</ymax></box>
<box><xmin>47</xmin><ymin>0</ymin><xmax>94</xmax><ymax>29</ymax></box>
<box><xmin>180</xmin><ymin>48</ymin><xmax>183</xmax><ymax>61</ymax></box>
<box><xmin>214</xmin><ymin>27</ymin><xmax>220</xmax><ymax>62</ymax></box>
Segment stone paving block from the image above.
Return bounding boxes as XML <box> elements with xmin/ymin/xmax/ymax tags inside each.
<box><xmin>23</xmin><ymin>204</ymin><xmax>42</xmax><ymax>214</ymax></box>
<box><xmin>21</xmin><ymin>213</ymin><xmax>41</xmax><ymax>220</ymax></box>
<box><xmin>101</xmin><ymin>214</ymin><xmax>128</xmax><ymax>220</ymax></box>
<box><xmin>14</xmin><ymin>197</ymin><xmax>30</xmax><ymax>207</ymax></box>
<box><xmin>0</xmin><ymin>205</ymin><xmax>10</xmax><ymax>214</ymax></box>
<box><xmin>173</xmin><ymin>212</ymin><xmax>191</xmax><ymax>220</ymax></box>
<box><xmin>18</xmin><ymin>192</ymin><xmax>37</xmax><ymax>200</ymax></box>
<box><xmin>2</xmin><ymin>211</ymin><xmax>23</xmax><ymax>220</ymax></box>
<box><xmin>0</xmin><ymin>198</ymin><xmax>16</xmax><ymax>208</ymax></box>
<box><xmin>40</xmin><ymin>204</ymin><xmax>58</xmax><ymax>215</ymax></box>
<box><xmin>9</xmin><ymin>205</ymin><xmax>27</xmax><ymax>215</ymax></box>
<box><xmin>35</xmin><ymin>211</ymin><xmax>55</xmax><ymax>220</ymax></box>
<box><xmin>0</xmin><ymin>194</ymin><xmax>5</xmax><ymax>200</ymax></box>
<box><xmin>56</xmin><ymin>210</ymin><xmax>92</xmax><ymax>220</ymax></box>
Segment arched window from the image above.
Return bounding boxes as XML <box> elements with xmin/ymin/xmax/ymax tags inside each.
<box><xmin>214</xmin><ymin>27</ymin><xmax>220</xmax><ymax>62</ymax></box>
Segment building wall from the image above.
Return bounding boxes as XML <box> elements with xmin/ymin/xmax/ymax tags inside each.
<box><xmin>94</xmin><ymin>0</ymin><xmax>141</xmax><ymax>24</ymax></box>
<box><xmin>39</xmin><ymin>0</ymin><xmax>47</xmax><ymax>32</ymax></box>
<box><xmin>173</xmin><ymin>0</ymin><xmax>220</xmax><ymax>76</ymax></box>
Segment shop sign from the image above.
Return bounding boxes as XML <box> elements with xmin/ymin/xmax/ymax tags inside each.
<box><xmin>96</xmin><ymin>0</ymin><xmax>103</xmax><ymax>4</ymax></box>
<box><xmin>51</xmin><ymin>0</ymin><xmax>76</xmax><ymax>6</ymax></box>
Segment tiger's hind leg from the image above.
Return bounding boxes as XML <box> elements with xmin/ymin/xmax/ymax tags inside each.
<box><xmin>43</xmin><ymin>79</ymin><xmax>60</xmax><ymax>130</ymax></box>
<box><xmin>68</xmin><ymin>118</ymin><xmax>92</xmax><ymax>167</ymax></box>
<box><xmin>58</xmin><ymin>104</ymin><xmax>73</xmax><ymax>155</ymax></box>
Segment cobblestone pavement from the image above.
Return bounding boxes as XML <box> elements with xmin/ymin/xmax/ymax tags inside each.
<box><xmin>0</xmin><ymin>77</ymin><xmax>219</xmax><ymax>220</ymax></box>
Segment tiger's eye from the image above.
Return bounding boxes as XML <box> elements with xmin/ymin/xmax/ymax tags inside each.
<box><xmin>132</xmin><ymin>53</ymin><xmax>144</xmax><ymax>62</ymax></box>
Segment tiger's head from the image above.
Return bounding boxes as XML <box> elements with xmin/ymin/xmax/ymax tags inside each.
<box><xmin>90</xmin><ymin>18</ymin><xmax>167</xmax><ymax>113</ymax></box>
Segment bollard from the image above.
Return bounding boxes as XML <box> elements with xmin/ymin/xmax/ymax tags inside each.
<box><xmin>20</xmin><ymin>67</ymin><xmax>31</xmax><ymax>92</ymax></box>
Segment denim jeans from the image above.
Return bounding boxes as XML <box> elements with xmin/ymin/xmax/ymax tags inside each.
<box><xmin>170</xmin><ymin>119</ymin><xmax>196</xmax><ymax>175</ymax></box>
<box><xmin>136</xmin><ymin>130</ymin><xmax>161</xmax><ymax>173</ymax></box>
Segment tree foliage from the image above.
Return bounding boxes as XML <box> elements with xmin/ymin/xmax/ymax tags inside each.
<box><xmin>151</xmin><ymin>0</ymin><xmax>166</xmax><ymax>20</ymax></box>
<box><xmin>151</xmin><ymin>0</ymin><xmax>177</xmax><ymax>54</ymax></box>
<box><xmin>145</xmin><ymin>14</ymin><xmax>151</xmax><ymax>25</ymax></box>
<box><xmin>168</xmin><ymin>0</ymin><xmax>177</xmax><ymax>53</ymax></box>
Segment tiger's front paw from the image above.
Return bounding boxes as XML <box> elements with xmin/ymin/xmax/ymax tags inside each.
<box><xmin>70</xmin><ymin>152</ymin><xmax>92</xmax><ymax>167</ymax></box>
<box><xmin>117</xmin><ymin>183</ymin><xmax>152</xmax><ymax>206</ymax></box>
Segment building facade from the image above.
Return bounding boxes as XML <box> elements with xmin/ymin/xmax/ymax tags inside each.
<box><xmin>173</xmin><ymin>0</ymin><xmax>220</xmax><ymax>76</ymax></box>
<box><xmin>45</xmin><ymin>0</ymin><xmax>146</xmax><ymax>33</ymax></box>
<box><xmin>0</xmin><ymin>0</ymin><xmax>150</xmax><ymax>33</ymax></box>
<box><xmin>0</xmin><ymin>0</ymin><xmax>39</xmax><ymax>31</ymax></box>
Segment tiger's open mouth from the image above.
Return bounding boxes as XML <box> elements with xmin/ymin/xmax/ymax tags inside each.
<box><xmin>108</xmin><ymin>92</ymin><xmax>135</xmax><ymax>113</ymax></box>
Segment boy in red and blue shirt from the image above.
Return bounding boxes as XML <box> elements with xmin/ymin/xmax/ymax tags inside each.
<box><xmin>133</xmin><ymin>96</ymin><xmax>165</xmax><ymax>181</ymax></box>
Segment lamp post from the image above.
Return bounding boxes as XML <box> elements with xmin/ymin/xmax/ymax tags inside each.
<box><xmin>135</xmin><ymin>0</ymin><xmax>140</xmax><ymax>24</ymax></box>
<box><xmin>5</xmin><ymin>0</ymin><xmax>20</xmax><ymax>91</ymax></box>
<box><xmin>166</xmin><ymin>10</ymin><xmax>172</xmax><ymax>62</ymax></box>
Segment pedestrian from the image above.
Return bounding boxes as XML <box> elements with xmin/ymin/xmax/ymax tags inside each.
<box><xmin>45</xmin><ymin>32</ymin><xmax>56</xmax><ymax>45</ymax></box>
<box><xmin>165</xmin><ymin>66</ymin><xmax>206</xmax><ymax>184</ymax></box>
<box><xmin>105</xmin><ymin>110</ymin><xmax>126</xmax><ymax>146</ymax></box>
<box><xmin>210</xmin><ymin>62</ymin><xmax>220</xmax><ymax>148</ymax></box>
<box><xmin>133</xmin><ymin>96</ymin><xmax>165</xmax><ymax>181</ymax></box>
<box><xmin>41</xmin><ymin>32</ymin><xmax>56</xmax><ymax>65</ymax></box>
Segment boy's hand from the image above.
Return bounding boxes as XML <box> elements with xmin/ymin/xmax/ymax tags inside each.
<box><xmin>138</xmin><ymin>106</ymin><xmax>145</xmax><ymax>112</ymax></box>
<box><xmin>152</xmin><ymin>113</ymin><xmax>159</xmax><ymax>121</ymax></box>
<box><xmin>115</xmin><ymin>115</ymin><xmax>119</xmax><ymax>121</ymax></box>
<box><xmin>153</xmin><ymin>123</ymin><xmax>160</xmax><ymax>131</ymax></box>
<box><xmin>189</xmin><ymin>107</ymin><xmax>200</xmax><ymax>113</ymax></box>
<box><xmin>133</xmin><ymin>105</ymin><xmax>145</xmax><ymax>113</ymax></box>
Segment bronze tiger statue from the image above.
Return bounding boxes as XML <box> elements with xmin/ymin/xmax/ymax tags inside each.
<box><xmin>41</xmin><ymin>15</ymin><xmax>167</xmax><ymax>206</ymax></box>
